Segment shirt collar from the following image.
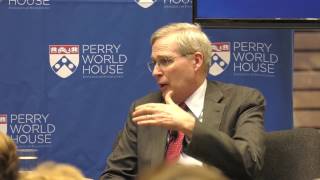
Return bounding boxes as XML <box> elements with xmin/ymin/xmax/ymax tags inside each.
<box><xmin>185</xmin><ymin>79</ymin><xmax>207</xmax><ymax>119</ymax></box>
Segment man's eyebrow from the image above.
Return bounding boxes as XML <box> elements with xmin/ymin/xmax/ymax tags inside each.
<box><xmin>152</xmin><ymin>55</ymin><xmax>171</xmax><ymax>60</ymax></box>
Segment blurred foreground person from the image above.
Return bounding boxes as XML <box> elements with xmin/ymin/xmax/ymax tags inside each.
<box><xmin>21</xmin><ymin>161</ymin><xmax>87</xmax><ymax>180</ymax></box>
<box><xmin>0</xmin><ymin>131</ymin><xmax>19</xmax><ymax>180</ymax></box>
<box><xmin>139</xmin><ymin>164</ymin><xmax>229</xmax><ymax>180</ymax></box>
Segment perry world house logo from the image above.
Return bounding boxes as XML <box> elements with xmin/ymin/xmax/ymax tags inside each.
<box><xmin>0</xmin><ymin>114</ymin><xmax>8</xmax><ymax>134</ymax></box>
<box><xmin>49</xmin><ymin>45</ymin><xmax>79</xmax><ymax>78</ymax></box>
<box><xmin>209</xmin><ymin>42</ymin><xmax>231</xmax><ymax>76</ymax></box>
<box><xmin>8</xmin><ymin>0</ymin><xmax>50</xmax><ymax>9</ymax></box>
<box><xmin>135</xmin><ymin>0</ymin><xmax>156</xmax><ymax>8</ymax></box>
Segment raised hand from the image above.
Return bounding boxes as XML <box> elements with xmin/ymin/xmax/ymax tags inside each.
<box><xmin>132</xmin><ymin>91</ymin><xmax>195</xmax><ymax>138</ymax></box>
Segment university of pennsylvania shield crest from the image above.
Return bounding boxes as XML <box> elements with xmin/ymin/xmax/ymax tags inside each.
<box><xmin>49</xmin><ymin>45</ymin><xmax>79</xmax><ymax>78</ymax></box>
<box><xmin>135</xmin><ymin>0</ymin><xmax>156</xmax><ymax>8</ymax></box>
<box><xmin>209</xmin><ymin>42</ymin><xmax>231</xmax><ymax>76</ymax></box>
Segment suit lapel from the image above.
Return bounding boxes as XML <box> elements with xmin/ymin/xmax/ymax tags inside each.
<box><xmin>150</xmin><ymin>126</ymin><xmax>167</xmax><ymax>166</ymax></box>
<box><xmin>202</xmin><ymin>81</ymin><xmax>225</xmax><ymax>130</ymax></box>
<box><xmin>149</xmin><ymin>95</ymin><xmax>168</xmax><ymax>166</ymax></box>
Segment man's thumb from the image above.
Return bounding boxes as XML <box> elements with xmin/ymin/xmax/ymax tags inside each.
<box><xmin>164</xmin><ymin>90</ymin><xmax>174</xmax><ymax>105</ymax></box>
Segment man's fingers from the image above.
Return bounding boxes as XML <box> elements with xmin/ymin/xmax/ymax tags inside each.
<box><xmin>133</xmin><ymin>102</ymin><xmax>170</xmax><ymax>117</ymax></box>
<box><xmin>133</xmin><ymin>117</ymin><xmax>170</xmax><ymax>127</ymax></box>
<box><xmin>132</xmin><ymin>114</ymin><xmax>164</xmax><ymax>124</ymax></box>
<box><xmin>132</xmin><ymin>108</ymin><xmax>151</xmax><ymax>117</ymax></box>
<box><xmin>135</xmin><ymin>103</ymin><xmax>157</xmax><ymax>110</ymax></box>
<box><xmin>133</xmin><ymin>104</ymin><xmax>158</xmax><ymax>117</ymax></box>
<box><xmin>132</xmin><ymin>114</ymin><xmax>152</xmax><ymax>123</ymax></box>
<box><xmin>135</xmin><ymin>103</ymin><xmax>166</xmax><ymax>111</ymax></box>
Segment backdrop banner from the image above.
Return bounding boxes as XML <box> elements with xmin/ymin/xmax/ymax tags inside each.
<box><xmin>0</xmin><ymin>0</ymin><xmax>192</xmax><ymax>178</ymax></box>
<box><xmin>205</xmin><ymin>29</ymin><xmax>293</xmax><ymax>132</ymax></box>
<box><xmin>0</xmin><ymin>0</ymin><xmax>291</xmax><ymax>179</ymax></box>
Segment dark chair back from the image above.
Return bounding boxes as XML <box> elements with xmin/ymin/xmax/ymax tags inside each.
<box><xmin>257</xmin><ymin>128</ymin><xmax>320</xmax><ymax>180</ymax></box>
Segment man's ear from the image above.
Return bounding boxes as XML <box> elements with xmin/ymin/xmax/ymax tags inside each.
<box><xmin>193</xmin><ymin>52</ymin><xmax>204</xmax><ymax>71</ymax></box>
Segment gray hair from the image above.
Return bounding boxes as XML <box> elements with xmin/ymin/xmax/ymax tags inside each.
<box><xmin>151</xmin><ymin>23</ymin><xmax>212</xmax><ymax>72</ymax></box>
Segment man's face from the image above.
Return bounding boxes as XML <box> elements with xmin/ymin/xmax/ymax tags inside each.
<box><xmin>151</xmin><ymin>35</ymin><xmax>196</xmax><ymax>103</ymax></box>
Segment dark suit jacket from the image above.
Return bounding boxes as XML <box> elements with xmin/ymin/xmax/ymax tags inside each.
<box><xmin>100</xmin><ymin>80</ymin><xmax>266</xmax><ymax>180</ymax></box>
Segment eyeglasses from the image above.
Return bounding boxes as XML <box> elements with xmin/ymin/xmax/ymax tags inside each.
<box><xmin>147</xmin><ymin>54</ymin><xmax>191</xmax><ymax>73</ymax></box>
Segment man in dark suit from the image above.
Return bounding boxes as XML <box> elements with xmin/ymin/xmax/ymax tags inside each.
<box><xmin>100</xmin><ymin>23</ymin><xmax>265</xmax><ymax>180</ymax></box>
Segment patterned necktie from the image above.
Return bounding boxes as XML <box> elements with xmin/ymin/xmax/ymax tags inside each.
<box><xmin>165</xmin><ymin>130</ymin><xmax>184</xmax><ymax>163</ymax></box>
<box><xmin>165</xmin><ymin>103</ymin><xmax>188</xmax><ymax>163</ymax></box>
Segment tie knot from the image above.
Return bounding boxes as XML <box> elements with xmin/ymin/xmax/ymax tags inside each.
<box><xmin>179</xmin><ymin>102</ymin><xmax>188</xmax><ymax>111</ymax></box>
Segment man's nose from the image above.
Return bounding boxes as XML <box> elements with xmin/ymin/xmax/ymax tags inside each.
<box><xmin>152</xmin><ymin>64</ymin><xmax>162</xmax><ymax>77</ymax></box>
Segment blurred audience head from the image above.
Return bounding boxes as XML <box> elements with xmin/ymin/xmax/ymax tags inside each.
<box><xmin>138</xmin><ymin>164</ymin><xmax>229</xmax><ymax>180</ymax></box>
<box><xmin>0</xmin><ymin>131</ymin><xmax>19</xmax><ymax>180</ymax></box>
<box><xmin>21</xmin><ymin>161</ymin><xmax>87</xmax><ymax>180</ymax></box>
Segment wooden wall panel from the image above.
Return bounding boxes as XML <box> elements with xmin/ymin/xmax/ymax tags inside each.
<box><xmin>294</xmin><ymin>52</ymin><xmax>320</xmax><ymax>71</ymax></box>
<box><xmin>293</xmin><ymin>31</ymin><xmax>320</xmax><ymax>128</ymax></box>
<box><xmin>294</xmin><ymin>111</ymin><xmax>320</xmax><ymax>128</ymax></box>
<box><xmin>293</xmin><ymin>91</ymin><xmax>320</xmax><ymax>109</ymax></box>
<box><xmin>295</xmin><ymin>32</ymin><xmax>320</xmax><ymax>50</ymax></box>
<box><xmin>294</xmin><ymin>72</ymin><xmax>320</xmax><ymax>90</ymax></box>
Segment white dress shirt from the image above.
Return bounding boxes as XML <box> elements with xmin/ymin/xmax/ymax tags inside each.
<box><xmin>177</xmin><ymin>79</ymin><xmax>207</xmax><ymax>166</ymax></box>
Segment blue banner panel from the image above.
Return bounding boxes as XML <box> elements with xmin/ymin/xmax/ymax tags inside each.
<box><xmin>0</xmin><ymin>0</ymin><xmax>192</xmax><ymax>179</ymax></box>
<box><xmin>204</xmin><ymin>29</ymin><xmax>293</xmax><ymax>132</ymax></box>
<box><xmin>197</xmin><ymin>0</ymin><xmax>320</xmax><ymax>19</ymax></box>
<box><xmin>0</xmin><ymin>0</ymin><xmax>293</xmax><ymax>179</ymax></box>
